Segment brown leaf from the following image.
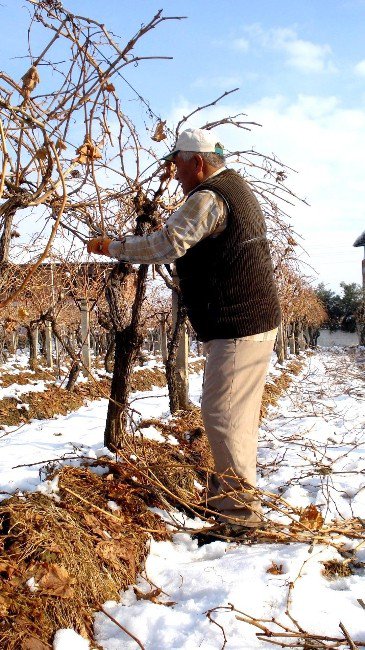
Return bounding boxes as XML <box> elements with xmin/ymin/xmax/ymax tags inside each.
<box><xmin>96</xmin><ymin>541</ymin><xmax>120</xmax><ymax>569</ymax></box>
<box><xmin>0</xmin><ymin>593</ymin><xmax>11</xmax><ymax>617</ymax></box>
<box><xmin>18</xmin><ymin>307</ymin><xmax>29</xmax><ymax>320</ymax></box>
<box><xmin>266</xmin><ymin>561</ymin><xmax>284</xmax><ymax>575</ymax></box>
<box><xmin>134</xmin><ymin>587</ymin><xmax>162</xmax><ymax>603</ymax></box>
<box><xmin>76</xmin><ymin>137</ymin><xmax>103</xmax><ymax>164</ymax></box>
<box><xmin>134</xmin><ymin>587</ymin><xmax>176</xmax><ymax>607</ymax></box>
<box><xmin>55</xmin><ymin>138</ymin><xmax>67</xmax><ymax>152</ymax></box>
<box><xmin>102</xmin><ymin>81</ymin><xmax>115</xmax><ymax>92</ymax></box>
<box><xmin>82</xmin><ymin>512</ymin><xmax>108</xmax><ymax>538</ymax></box>
<box><xmin>151</xmin><ymin>120</ymin><xmax>167</xmax><ymax>142</ymax></box>
<box><xmin>0</xmin><ymin>559</ymin><xmax>18</xmax><ymax>579</ymax></box>
<box><xmin>35</xmin><ymin>147</ymin><xmax>48</xmax><ymax>161</ymax></box>
<box><xmin>37</xmin><ymin>564</ymin><xmax>75</xmax><ymax>599</ymax></box>
<box><xmin>21</xmin><ymin>638</ymin><xmax>49</xmax><ymax>650</ymax></box>
<box><xmin>96</xmin><ymin>541</ymin><xmax>134</xmax><ymax>571</ymax></box>
<box><xmin>48</xmin><ymin>542</ymin><xmax>62</xmax><ymax>554</ymax></box>
<box><xmin>21</xmin><ymin>65</ymin><xmax>40</xmax><ymax>100</ymax></box>
<box><xmin>299</xmin><ymin>504</ymin><xmax>324</xmax><ymax>530</ymax></box>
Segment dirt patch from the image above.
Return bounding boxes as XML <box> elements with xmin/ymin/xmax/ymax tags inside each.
<box><xmin>0</xmin><ymin>367</ymin><xmax>167</xmax><ymax>427</ymax></box>
<box><xmin>131</xmin><ymin>367</ymin><xmax>166</xmax><ymax>391</ymax></box>
<box><xmin>0</xmin><ymin>369</ymin><xmax>56</xmax><ymax>388</ymax></box>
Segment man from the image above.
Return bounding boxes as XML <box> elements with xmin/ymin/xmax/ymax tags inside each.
<box><xmin>87</xmin><ymin>128</ymin><xmax>280</xmax><ymax>533</ymax></box>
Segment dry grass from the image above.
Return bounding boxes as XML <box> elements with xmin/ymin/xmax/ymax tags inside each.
<box><xmin>0</xmin><ymin>356</ymin><xmax>306</xmax><ymax>647</ymax></box>
<box><xmin>261</xmin><ymin>359</ymin><xmax>303</xmax><ymax>419</ymax></box>
<box><xmin>0</xmin><ymin>464</ymin><xmax>168</xmax><ymax>649</ymax></box>
<box><xmin>322</xmin><ymin>559</ymin><xmax>354</xmax><ymax>579</ymax></box>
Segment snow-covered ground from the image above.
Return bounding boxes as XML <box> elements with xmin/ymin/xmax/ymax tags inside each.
<box><xmin>1</xmin><ymin>348</ymin><xmax>365</xmax><ymax>649</ymax></box>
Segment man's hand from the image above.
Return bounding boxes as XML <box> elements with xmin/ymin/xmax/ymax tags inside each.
<box><xmin>87</xmin><ymin>237</ymin><xmax>112</xmax><ymax>256</ymax></box>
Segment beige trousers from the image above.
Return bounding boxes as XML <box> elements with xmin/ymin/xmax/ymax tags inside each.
<box><xmin>201</xmin><ymin>333</ymin><xmax>276</xmax><ymax>524</ymax></box>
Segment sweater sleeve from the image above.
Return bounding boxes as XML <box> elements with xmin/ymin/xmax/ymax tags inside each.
<box><xmin>108</xmin><ymin>190</ymin><xmax>227</xmax><ymax>264</ymax></box>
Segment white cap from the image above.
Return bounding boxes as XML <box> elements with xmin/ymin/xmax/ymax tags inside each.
<box><xmin>163</xmin><ymin>128</ymin><xmax>224</xmax><ymax>161</ymax></box>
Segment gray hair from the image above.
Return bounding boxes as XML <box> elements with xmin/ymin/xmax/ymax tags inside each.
<box><xmin>178</xmin><ymin>150</ymin><xmax>226</xmax><ymax>168</ymax></box>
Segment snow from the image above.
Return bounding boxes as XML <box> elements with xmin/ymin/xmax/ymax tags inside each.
<box><xmin>53</xmin><ymin>628</ymin><xmax>90</xmax><ymax>649</ymax></box>
<box><xmin>1</xmin><ymin>348</ymin><xmax>365</xmax><ymax>648</ymax></box>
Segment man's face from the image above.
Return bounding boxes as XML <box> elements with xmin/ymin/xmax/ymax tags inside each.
<box><xmin>173</xmin><ymin>153</ymin><xmax>200</xmax><ymax>195</ymax></box>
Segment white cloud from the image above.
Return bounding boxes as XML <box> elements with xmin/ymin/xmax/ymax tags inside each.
<box><xmin>270</xmin><ymin>27</ymin><xmax>334</xmax><ymax>73</ymax></box>
<box><xmin>354</xmin><ymin>59</ymin><xmax>365</xmax><ymax>75</ymax></box>
<box><xmin>231</xmin><ymin>37</ymin><xmax>249</xmax><ymax>51</ymax></box>
<box><xmin>240</xmin><ymin>24</ymin><xmax>336</xmax><ymax>74</ymax></box>
<box><xmin>191</xmin><ymin>75</ymin><xmax>241</xmax><ymax>90</ymax></box>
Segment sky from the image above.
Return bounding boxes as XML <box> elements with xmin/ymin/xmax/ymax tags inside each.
<box><xmin>1</xmin><ymin>0</ymin><xmax>365</xmax><ymax>291</ymax></box>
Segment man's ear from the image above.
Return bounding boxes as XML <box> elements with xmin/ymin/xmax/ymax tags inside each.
<box><xmin>194</xmin><ymin>154</ymin><xmax>204</xmax><ymax>172</ymax></box>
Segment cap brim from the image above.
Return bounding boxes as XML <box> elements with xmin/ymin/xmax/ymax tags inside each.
<box><xmin>161</xmin><ymin>149</ymin><xmax>178</xmax><ymax>162</ymax></box>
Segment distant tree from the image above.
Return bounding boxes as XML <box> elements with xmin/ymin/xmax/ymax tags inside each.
<box><xmin>339</xmin><ymin>282</ymin><xmax>363</xmax><ymax>332</ymax></box>
<box><xmin>315</xmin><ymin>281</ymin><xmax>362</xmax><ymax>332</ymax></box>
<box><xmin>315</xmin><ymin>283</ymin><xmax>340</xmax><ymax>330</ymax></box>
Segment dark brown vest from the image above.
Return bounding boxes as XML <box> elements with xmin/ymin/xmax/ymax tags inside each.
<box><xmin>175</xmin><ymin>168</ymin><xmax>281</xmax><ymax>341</ymax></box>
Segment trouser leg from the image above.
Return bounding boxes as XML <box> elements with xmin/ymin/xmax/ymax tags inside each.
<box><xmin>201</xmin><ymin>337</ymin><xmax>274</xmax><ymax>524</ymax></box>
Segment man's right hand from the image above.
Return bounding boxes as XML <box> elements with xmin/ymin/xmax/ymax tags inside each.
<box><xmin>87</xmin><ymin>237</ymin><xmax>112</xmax><ymax>256</ymax></box>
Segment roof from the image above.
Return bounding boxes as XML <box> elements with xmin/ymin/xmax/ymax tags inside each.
<box><xmin>353</xmin><ymin>230</ymin><xmax>365</xmax><ymax>247</ymax></box>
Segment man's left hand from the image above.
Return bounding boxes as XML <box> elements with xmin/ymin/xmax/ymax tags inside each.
<box><xmin>87</xmin><ymin>237</ymin><xmax>112</xmax><ymax>256</ymax></box>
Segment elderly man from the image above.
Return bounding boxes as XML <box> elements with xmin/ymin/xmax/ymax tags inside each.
<box><xmin>87</xmin><ymin>128</ymin><xmax>280</xmax><ymax>535</ymax></box>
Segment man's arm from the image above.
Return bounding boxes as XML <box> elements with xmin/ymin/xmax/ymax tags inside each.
<box><xmin>87</xmin><ymin>191</ymin><xmax>227</xmax><ymax>264</ymax></box>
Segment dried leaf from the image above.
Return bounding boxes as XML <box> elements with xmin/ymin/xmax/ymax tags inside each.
<box><xmin>35</xmin><ymin>147</ymin><xmax>48</xmax><ymax>161</ymax></box>
<box><xmin>266</xmin><ymin>561</ymin><xmax>284</xmax><ymax>575</ymax></box>
<box><xmin>102</xmin><ymin>81</ymin><xmax>115</xmax><ymax>92</ymax></box>
<box><xmin>55</xmin><ymin>138</ymin><xmax>67</xmax><ymax>152</ymax></box>
<box><xmin>21</xmin><ymin>637</ymin><xmax>49</xmax><ymax>650</ymax></box>
<box><xmin>76</xmin><ymin>137</ymin><xmax>103</xmax><ymax>164</ymax></box>
<box><xmin>0</xmin><ymin>593</ymin><xmax>11</xmax><ymax>616</ymax></box>
<box><xmin>134</xmin><ymin>587</ymin><xmax>176</xmax><ymax>607</ymax></box>
<box><xmin>134</xmin><ymin>587</ymin><xmax>162</xmax><ymax>603</ymax></box>
<box><xmin>96</xmin><ymin>541</ymin><xmax>120</xmax><ymax>569</ymax></box>
<box><xmin>18</xmin><ymin>307</ymin><xmax>29</xmax><ymax>320</ymax></box>
<box><xmin>0</xmin><ymin>559</ymin><xmax>18</xmax><ymax>579</ymax></box>
<box><xmin>151</xmin><ymin>120</ymin><xmax>167</xmax><ymax>142</ymax></box>
<box><xmin>37</xmin><ymin>563</ymin><xmax>75</xmax><ymax>599</ymax></box>
<box><xmin>82</xmin><ymin>512</ymin><xmax>106</xmax><ymax>538</ymax></box>
<box><xmin>21</xmin><ymin>66</ymin><xmax>40</xmax><ymax>100</ymax></box>
<box><xmin>95</xmin><ymin>541</ymin><xmax>134</xmax><ymax>571</ymax></box>
<box><xmin>275</xmin><ymin>170</ymin><xmax>287</xmax><ymax>182</ymax></box>
<box><xmin>299</xmin><ymin>504</ymin><xmax>324</xmax><ymax>530</ymax></box>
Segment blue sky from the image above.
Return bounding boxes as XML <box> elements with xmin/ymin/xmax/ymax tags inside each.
<box><xmin>1</xmin><ymin>0</ymin><xmax>365</xmax><ymax>291</ymax></box>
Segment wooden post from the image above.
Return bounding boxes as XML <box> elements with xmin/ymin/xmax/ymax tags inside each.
<box><xmin>172</xmin><ymin>279</ymin><xmax>189</xmax><ymax>409</ymax></box>
<box><xmin>31</xmin><ymin>326</ymin><xmax>39</xmax><ymax>361</ymax></box>
<box><xmin>80</xmin><ymin>299</ymin><xmax>91</xmax><ymax>376</ymax></box>
<box><xmin>45</xmin><ymin>321</ymin><xmax>53</xmax><ymax>369</ymax></box>
<box><xmin>8</xmin><ymin>330</ymin><xmax>18</xmax><ymax>355</ymax></box>
<box><xmin>160</xmin><ymin>320</ymin><xmax>168</xmax><ymax>364</ymax></box>
<box><xmin>28</xmin><ymin>324</ymin><xmax>39</xmax><ymax>370</ymax></box>
<box><xmin>289</xmin><ymin>330</ymin><xmax>295</xmax><ymax>355</ymax></box>
<box><xmin>276</xmin><ymin>321</ymin><xmax>285</xmax><ymax>364</ymax></box>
